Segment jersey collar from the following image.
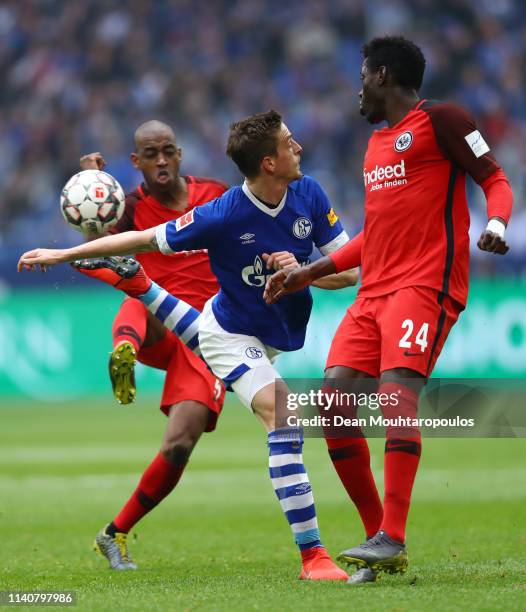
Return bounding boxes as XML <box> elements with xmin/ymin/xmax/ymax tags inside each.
<box><xmin>242</xmin><ymin>181</ymin><xmax>287</xmax><ymax>218</ymax></box>
<box><xmin>138</xmin><ymin>178</ymin><xmax>192</xmax><ymax>213</ymax></box>
<box><xmin>377</xmin><ymin>99</ymin><xmax>426</xmax><ymax>134</ymax></box>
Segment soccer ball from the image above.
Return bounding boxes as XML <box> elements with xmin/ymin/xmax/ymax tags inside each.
<box><xmin>60</xmin><ymin>169</ymin><xmax>125</xmax><ymax>234</ymax></box>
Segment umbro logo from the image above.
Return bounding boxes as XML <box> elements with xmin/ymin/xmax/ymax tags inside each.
<box><xmin>240</xmin><ymin>232</ymin><xmax>255</xmax><ymax>244</ymax></box>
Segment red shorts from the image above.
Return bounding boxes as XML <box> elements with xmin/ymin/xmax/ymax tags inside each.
<box><xmin>138</xmin><ymin>332</ymin><xmax>225</xmax><ymax>432</ymax></box>
<box><xmin>326</xmin><ymin>286</ymin><xmax>463</xmax><ymax>377</ymax></box>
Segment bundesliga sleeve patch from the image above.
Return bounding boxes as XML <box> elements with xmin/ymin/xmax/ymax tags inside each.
<box><xmin>176</xmin><ymin>209</ymin><xmax>195</xmax><ymax>231</ymax></box>
<box><xmin>465</xmin><ymin>130</ymin><xmax>490</xmax><ymax>158</ymax></box>
<box><xmin>327</xmin><ymin>208</ymin><xmax>339</xmax><ymax>226</ymax></box>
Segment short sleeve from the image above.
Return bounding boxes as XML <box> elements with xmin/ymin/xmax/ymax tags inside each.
<box><xmin>306</xmin><ymin>177</ymin><xmax>349</xmax><ymax>254</ymax></box>
<box><xmin>155</xmin><ymin>197</ymin><xmax>223</xmax><ymax>254</ymax></box>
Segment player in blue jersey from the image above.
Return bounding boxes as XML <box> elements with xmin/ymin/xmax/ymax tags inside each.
<box><xmin>19</xmin><ymin>110</ymin><xmax>356</xmax><ymax>581</ymax></box>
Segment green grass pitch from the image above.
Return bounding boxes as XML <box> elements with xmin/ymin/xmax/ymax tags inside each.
<box><xmin>1</xmin><ymin>396</ymin><xmax>524</xmax><ymax>611</ymax></box>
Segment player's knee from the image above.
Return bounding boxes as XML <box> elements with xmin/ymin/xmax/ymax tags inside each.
<box><xmin>143</xmin><ymin>313</ymin><xmax>168</xmax><ymax>348</ymax></box>
<box><xmin>253</xmin><ymin>398</ymin><xmax>275</xmax><ymax>430</ymax></box>
<box><xmin>232</xmin><ymin>366</ymin><xmax>279</xmax><ymax>415</ymax></box>
<box><xmin>160</xmin><ymin>436</ymin><xmax>196</xmax><ymax>466</ymax></box>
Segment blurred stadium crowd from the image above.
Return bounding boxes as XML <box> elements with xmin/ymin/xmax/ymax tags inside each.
<box><xmin>1</xmin><ymin>0</ymin><xmax>525</xmax><ymax>277</ymax></box>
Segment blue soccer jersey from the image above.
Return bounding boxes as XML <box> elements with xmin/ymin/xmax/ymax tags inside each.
<box><xmin>155</xmin><ymin>175</ymin><xmax>348</xmax><ymax>351</ymax></box>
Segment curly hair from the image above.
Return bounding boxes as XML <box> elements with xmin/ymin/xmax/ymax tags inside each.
<box><xmin>362</xmin><ymin>36</ymin><xmax>426</xmax><ymax>91</ymax></box>
<box><xmin>226</xmin><ymin>109</ymin><xmax>282</xmax><ymax>178</ymax></box>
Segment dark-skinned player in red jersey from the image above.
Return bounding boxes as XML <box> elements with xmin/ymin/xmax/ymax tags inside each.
<box><xmin>264</xmin><ymin>36</ymin><xmax>513</xmax><ymax>585</ymax></box>
<box><xmin>82</xmin><ymin>121</ymin><xmax>301</xmax><ymax>570</ymax></box>
<box><xmin>79</xmin><ymin>120</ymin><xmax>228</xmax><ymax>569</ymax></box>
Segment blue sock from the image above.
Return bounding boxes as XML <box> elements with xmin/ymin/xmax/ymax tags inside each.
<box><xmin>268</xmin><ymin>427</ymin><xmax>322</xmax><ymax>552</ymax></box>
<box><xmin>138</xmin><ymin>281</ymin><xmax>201</xmax><ymax>354</ymax></box>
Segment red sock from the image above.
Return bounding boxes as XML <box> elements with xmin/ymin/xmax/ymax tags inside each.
<box><xmin>113</xmin><ymin>452</ymin><xmax>186</xmax><ymax>532</ymax></box>
<box><xmin>326</xmin><ymin>437</ymin><xmax>383</xmax><ymax>538</ymax></box>
<box><xmin>379</xmin><ymin>382</ymin><xmax>422</xmax><ymax>543</ymax></box>
<box><xmin>112</xmin><ymin>298</ymin><xmax>148</xmax><ymax>353</ymax></box>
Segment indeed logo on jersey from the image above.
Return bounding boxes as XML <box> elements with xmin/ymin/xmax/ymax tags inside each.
<box><xmin>363</xmin><ymin>160</ymin><xmax>408</xmax><ymax>191</ymax></box>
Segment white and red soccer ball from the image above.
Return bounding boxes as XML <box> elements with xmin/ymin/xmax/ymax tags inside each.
<box><xmin>60</xmin><ymin>169</ymin><xmax>125</xmax><ymax>234</ymax></box>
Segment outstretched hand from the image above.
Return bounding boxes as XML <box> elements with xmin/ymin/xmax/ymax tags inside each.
<box><xmin>477</xmin><ymin>230</ymin><xmax>509</xmax><ymax>255</ymax></box>
<box><xmin>263</xmin><ymin>266</ymin><xmax>313</xmax><ymax>304</ymax></box>
<box><xmin>17</xmin><ymin>248</ymin><xmax>68</xmax><ymax>272</ymax></box>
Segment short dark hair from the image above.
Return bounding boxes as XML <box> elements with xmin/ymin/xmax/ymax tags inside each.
<box><xmin>362</xmin><ymin>36</ymin><xmax>426</xmax><ymax>91</ymax></box>
<box><xmin>226</xmin><ymin>110</ymin><xmax>282</xmax><ymax>178</ymax></box>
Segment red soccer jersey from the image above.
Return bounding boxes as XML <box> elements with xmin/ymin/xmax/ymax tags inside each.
<box><xmin>359</xmin><ymin>99</ymin><xmax>501</xmax><ymax>307</ymax></box>
<box><xmin>114</xmin><ymin>176</ymin><xmax>227</xmax><ymax>311</ymax></box>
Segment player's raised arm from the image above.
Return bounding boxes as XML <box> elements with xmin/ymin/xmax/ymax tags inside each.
<box><xmin>80</xmin><ymin>151</ymin><xmax>106</xmax><ymax>171</ymax></box>
<box><xmin>301</xmin><ymin>175</ymin><xmax>361</xmax><ymax>289</ymax></box>
<box><xmin>17</xmin><ymin>227</ymin><xmax>158</xmax><ymax>271</ymax></box>
<box><xmin>423</xmin><ymin>102</ymin><xmax>513</xmax><ymax>255</ymax></box>
<box><xmin>476</xmin><ymin>171</ymin><xmax>512</xmax><ymax>254</ymax></box>
<box><xmin>310</xmin><ymin>229</ymin><xmax>362</xmax><ymax>290</ymax></box>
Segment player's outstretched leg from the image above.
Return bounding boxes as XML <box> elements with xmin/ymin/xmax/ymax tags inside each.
<box><xmin>73</xmin><ymin>257</ymin><xmax>201</xmax><ymax>354</ymax></box>
<box><xmin>108</xmin><ymin>341</ymin><xmax>137</xmax><ymax>405</ymax></box>
<box><xmin>72</xmin><ymin>256</ymin><xmax>152</xmax><ymax>296</ymax></box>
<box><xmin>93</xmin><ymin>524</ymin><xmax>137</xmax><ymax>570</ymax></box>
<box><xmin>108</xmin><ymin>299</ymin><xmax>148</xmax><ymax>404</ymax></box>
